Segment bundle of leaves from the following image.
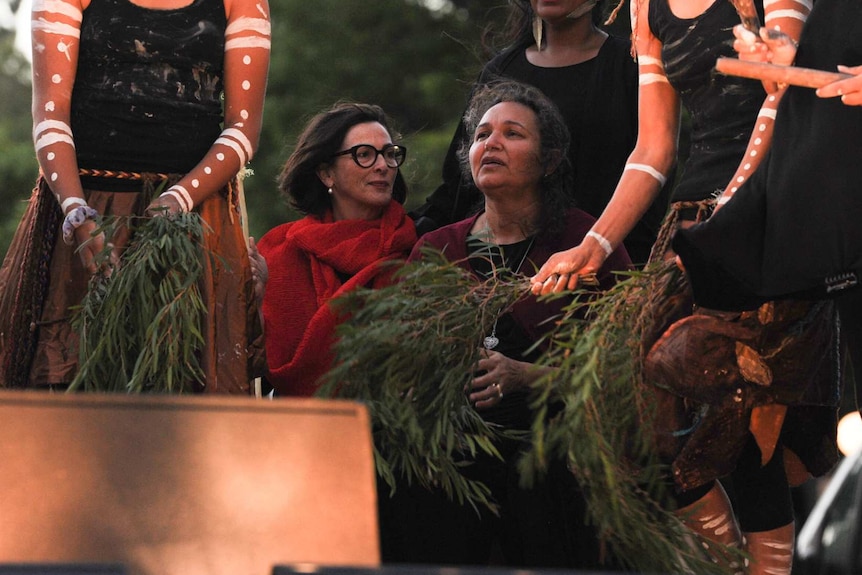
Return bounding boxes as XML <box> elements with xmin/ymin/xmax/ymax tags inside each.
<box><xmin>321</xmin><ymin>246</ymin><xmax>740</xmax><ymax>573</ymax></box>
<box><xmin>523</xmin><ymin>259</ymin><xmax>738</xmax><ymax>574</ymax></box>
<box><xmin>70</xmin><ymin>212</ymin><xmax>208</xmax><ymax>393</ymax></box>
<box><xmin>318</xmin><ymin>250</ymin><xmax>533</xmax><ymax>513</ymax></box>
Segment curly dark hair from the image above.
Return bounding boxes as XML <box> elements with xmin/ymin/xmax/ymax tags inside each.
<box><xmin>277</xmin><ymin>102</ymin><xmax>408</xmax><ymax>217</ymax></box>
<box><xmin>458</xmin><ymin>80</ymin><xmax>573</xmax><ymax>235</ymax></box>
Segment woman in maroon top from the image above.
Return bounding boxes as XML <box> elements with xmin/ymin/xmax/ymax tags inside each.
<box><xmin>387</xmin><ymin>80</ymin><xmax>630</xmax><ymax>568</ymax></box>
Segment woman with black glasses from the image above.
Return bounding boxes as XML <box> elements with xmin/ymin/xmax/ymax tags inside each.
<box><xmin>248</xmin><ymin>102</ymin><xmax>417</xmax><ymax>396</ymax></box>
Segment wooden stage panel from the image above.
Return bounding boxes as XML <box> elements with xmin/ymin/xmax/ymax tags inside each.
<box><xmin>0</xmin><ymin>391</ymin><xmax>379</xmax><ymax>575</ymax></box>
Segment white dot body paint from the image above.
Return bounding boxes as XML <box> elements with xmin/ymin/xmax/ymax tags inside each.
<box><xmin>51</xmin><ymin>172</ymin><xmax>58</xmax><ymax>181</ymax></box>
<box><xmin>47</xmin><ymin>152</ymin><xmax>55</xmax><ymax>160</ymax></box>
<box><xmin>755</xmin><ymin>138</ymin><xmax>762</xmax><ymax>145</ymax></box>
<box><xmin>45</xmin><ymin>101</ymin><xmax>55</xmax><ymax>111</ymax></box>
<box><xmin>744</xmin><ymin>163</ymin><xmax>751</xmax><ymax>170</ymax></box>
<box><xmin>243</xmin><ymin>55</ymin><xmax>251</xmax><ymax>64</ymax></box>
<box><xmin>204</xmin><ymin>166</ymin><xmax>212</xmax><ymax>174</ymax></box>
<box><xmin>217</xmin><ymin>153</ymin><xmax>225</xmax><ymax>161</ymax></box>
<box><xmin>242</xmin><ymin>80</ymin><xmax>251</xmax><ymax>90</ymax></box>
<box><xmin>192</xmin><ymin>179</ymin><xmax>200</xmax><ymax>188</ymax></box>
<box><xmin>52</xmin><ymin>74</ymin><xmax>62</xmax><ymax>83</ymax></box>
<box><xmin>241</xmin><ymin>109</ymin><xmax>249</xmax><ymax>120</ymax></box>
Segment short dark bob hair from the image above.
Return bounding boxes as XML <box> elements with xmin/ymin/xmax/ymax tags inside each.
<box><xmin>277</xmin><ymin>102</ymin><xmax>408</xmax><ymax>217</ymax></box>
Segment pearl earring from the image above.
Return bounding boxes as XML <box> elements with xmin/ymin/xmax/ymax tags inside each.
<box><xmin>327</xmin><ymin>187</ymin><xmax>333</xmax><ymax>195</ymax></box>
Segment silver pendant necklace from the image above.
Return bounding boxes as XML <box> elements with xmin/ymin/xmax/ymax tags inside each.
<box><xmin>483</xmin><ymin>235</ymin><xmax>536</xmax><ymax>351</ymax></box>
<box><xmin>483</xmin><ymin>331</ymin><xmax>501</xmax><ymax>351</ymax></box>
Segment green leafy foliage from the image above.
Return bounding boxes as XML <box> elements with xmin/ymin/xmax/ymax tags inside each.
<box><xmin>524</xmin><ymin>260</ymin><xmax>738</xmax><ymax>574</ymax></box>
<box><xmin>323</xmin><ymin>251</ymin><xmax>739</xmax><ymax>573</ymax></box>
<box><xmin>70</xmin><ymin>213</ymin><xmax>208</xmax><ymax>393</ymax></box>
<box><xmin>318</xmin><ymin>250</ymin><xmax>531</xmax><ymax>513</ymax></box>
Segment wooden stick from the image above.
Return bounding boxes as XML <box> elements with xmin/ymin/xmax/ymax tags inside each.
<box><xmin>729</xmin><ymin>0</ymin><xmax>761</xmax><ymax>33</ymax></box>
<box><xmin>716</xmin><ymin>57</ymin><xmax>851</xmax><ymax>89</ymax></box>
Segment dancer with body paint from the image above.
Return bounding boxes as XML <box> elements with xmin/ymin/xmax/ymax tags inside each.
<box><xmin>529</xmin><ymin>1</ymin><xmax>824</xmax><ymax>574</ymax></box>
<box><xmin>674</xmin><ymin>0</ymin><xmax>862</xmax><ymax>417</ymax></box>
<box><xmin>0</xmin><ymin>0</ymin><xmax>270</xmax><ymax>392</ymax></box>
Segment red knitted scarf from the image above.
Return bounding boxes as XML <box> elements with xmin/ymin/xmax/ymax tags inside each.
<box><xmin>259</xmin><ymin>201</ymin><xmax>417</xmax><ymax>396</ymax></box>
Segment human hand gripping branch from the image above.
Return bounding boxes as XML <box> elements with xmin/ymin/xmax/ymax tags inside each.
<box><xmin>529</xmin><ymin>235</ymin><xmax>609</xmax><ymax>296</ymax></box>
<box><xmin>531</xmin><ymin>0</ymin><xmax>679</xmax><ymax>296</ymax></box>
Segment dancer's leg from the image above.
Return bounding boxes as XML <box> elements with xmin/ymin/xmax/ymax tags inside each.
<box><xmin>732</xmin><ymin>438</ymin><xmax>794</xmax><ymax>575</ymax></box>
<box><xmin>674</xmin><ymin>481</ymin><xmax>743</xmax><ymax>572</ymax></box>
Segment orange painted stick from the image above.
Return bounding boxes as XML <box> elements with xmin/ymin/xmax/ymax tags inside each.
<box><xmin>715</xmin><ymin>57</ymin><xmax>851</xmax><ymax>89</ymax></box>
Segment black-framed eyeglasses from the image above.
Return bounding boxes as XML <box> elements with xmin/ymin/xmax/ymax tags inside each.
<box><xmin>331</xmin><ymin>144</ymin><xmax>407</xmax><ymax>168</ymax></box>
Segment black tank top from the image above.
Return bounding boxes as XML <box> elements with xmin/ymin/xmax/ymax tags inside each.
<box><xmin>649</xmin><ymin>0</ymin><xmax>766</xmax><ymax>202</ymax></box>
<box><xmin>71</xmin><ymin>0</ymin><xmax>226</xmax><ymax>175</ymax></box>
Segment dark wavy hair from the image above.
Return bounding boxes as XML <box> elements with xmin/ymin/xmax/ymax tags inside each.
<box><xmin>458</xmin><ymin>80</ymin><xmax>573</xmax><ymax>235</ymax></box>
<box><xmin>277</xmin><ymin>102</ymin><xmax>408</xmax><ymax>217</ymax></box>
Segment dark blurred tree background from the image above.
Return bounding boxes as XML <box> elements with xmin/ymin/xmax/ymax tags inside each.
<box><xmin>0</xmin><ymin>0</ymin><xmax>631</xmax><ymax>253</ymax></box>
<box><xmin>0</xmin><ymin>0</ymin><xmax>37</xmax><ymax>253</ymax></box>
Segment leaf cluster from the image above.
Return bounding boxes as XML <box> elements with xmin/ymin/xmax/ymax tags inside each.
<box><xmin>70</xmin><ymin>213</ymin><xmax>209</xmax><ymax>394</ymax></box>
<box><xmin>323</xmin><ymin>248</ymin><xmax>742</xmax><ymax>573</ymax></box>
<box><xmin>524</xmin><ymin>260</ymin><xmax>739</xmax><ymax>574</ymax></box>
<box><xmin>318</xmin><ymin>250</ymin><xmax>532</xmax><ymax>514</ymax></box>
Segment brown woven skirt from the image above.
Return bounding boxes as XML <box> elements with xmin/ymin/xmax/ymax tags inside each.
<box><xmin>643</xmin><ymin>199</ymin><xmax>839</xmax><ymax>490</ymax></box>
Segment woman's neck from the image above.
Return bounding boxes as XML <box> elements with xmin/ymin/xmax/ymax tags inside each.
<box><xmin>527</xmin><ymin>15</ymin><xmax>607</xmax><ymax>67</ymax></box>
<box><xmin>667</xmin><ymin>0</ymin><xmax>716</xmax><ymax>19</ymax></box>
<box><xmin>476</xmin><ymin>199</ymin><xmax>540</xmax><ymax>245</ymax></box>
<box><xmin>119</xmin><ymin>0</ymin><xmax>196</xmax><ymax>9</ymax></box>
<box><xmin>332</xmin><ymin>201</ymin><xmax>386</xmax><ymax>222</ymax></box>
